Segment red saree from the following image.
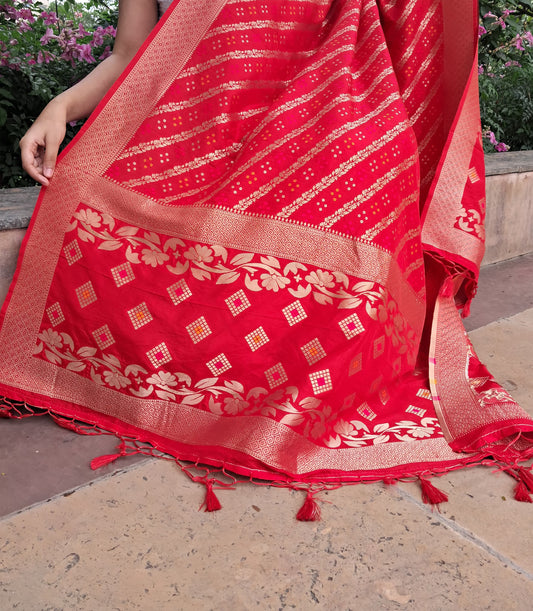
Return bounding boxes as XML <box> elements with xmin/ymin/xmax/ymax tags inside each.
<box><xmin>2</xmin><ymin>0</ymin><xmax>533</xmax><ymax>511</ymax></box>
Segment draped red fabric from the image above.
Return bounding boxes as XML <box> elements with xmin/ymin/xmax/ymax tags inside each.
<box><xmin>1</xmin><ymin>0</ymin><xmax>532</xmax><ymax>487</ymax></box>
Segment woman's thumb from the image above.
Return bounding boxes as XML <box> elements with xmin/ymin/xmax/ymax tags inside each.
<box><xmin>43</xmin><ymin>138</ymin><xmax>60</xmax><ymax>178</ymax></box>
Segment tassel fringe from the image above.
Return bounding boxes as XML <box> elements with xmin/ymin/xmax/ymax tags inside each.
<box><xmin>514</xmin><ymin>480</ymin><xmax>533</xmax><ymax>503</ymax></box>
<box><xmin>419</xmin><ymin>476</ymin><xmax>448</xmax><ymax>507</ymax></box>
<box><xmin>296</xmin><ymin>490</ymin><xmax>321</xmax><ymax>522</ymax></box>
<box><xmin>200</xmin><ymin>480</ymin><xmax>222</xmax><ymax>512</ymax></box>
<box><xmin>90</xmin><ymin>452</ymin><xmax>122</xmax><ymax>470</ymax></box>
<box><xmin>90</xmin><ymin>440</ymin><xmax>127</xmax><ymax>470</ymax></box>
<box><xmin>518</xmin><ymin>467</ymin><xmax>533</xmax><ymax>492</ymax></box>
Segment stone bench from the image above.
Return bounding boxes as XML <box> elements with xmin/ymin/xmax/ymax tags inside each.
<box><xmin>0</xmin><ymin>151</ymin><xmax>532</xmax><ymax>302</ymax></box>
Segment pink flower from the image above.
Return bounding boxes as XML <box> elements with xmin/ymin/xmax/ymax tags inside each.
<box><xmin>41</xmin><ymin>11</ymin><xmax>58</xmax><ymax>25</ymax></box>
<box><xmin>18</xmin><ymin>22</ymin><xmax>32</xmax><ymax>33</ymax></box>
<box><xmin>76</xmin><ymin>43</ymin><xmax>95</xmax><ymax>63</ymax></box>
<box><xmin>478</xmin><ymin>25</ymin><xmax>487</xmax><ymax>37</ymax></box>
<box><xmin>40</xmin><ymin>28</ymin><xmax>56</xmax><ymax>45</ymax></box>
<box><xmin>514</xmin><ymin>35</ymin><xmax>525</xmax><ymax>51</ymax></box>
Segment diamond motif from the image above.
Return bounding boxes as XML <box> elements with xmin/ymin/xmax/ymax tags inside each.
<box><xmin>379</xmin><ymin>388</ymin><xmax>390</xmax><ymax>405</ymax></box>
<box><xmin>343</xmin><ymin>393</ymin><xmax>356</xmax><ymax>408</ymax></box>
<box><xmin>339</xmin><ymin>313</ymin><xmax>364</xmax><ymax>339</ymax></box>
<box><xmin>245</xmin><ymin>326</ymin><xmax>269</xmax><ymax>352</ymax></box>
<box><xmin>309</xmin><ymin>369</ymin><xmax>332</xmax><ymax>394</ymax></box>
<box><xmin>206</xmin><ymin>353</ymin><xmax>232</xmax><ymax>375</ymax></box>
<box><xmin>111</xmin><ymin>262</ymin><xmax>135</xmax><ymax>287</ymax></box>
<box><xmin>225</xmin><ymin>290</ymin><xmax>251</xmax><ymax>317</ymax></box>
<box><xmin>265</xmin><ymin>363</ymin><xmax>288</xmax><ymax>389</ymax></box>
<box><xmin>373</xmin><ymin>335</ymin><xmax>385</xmax><ymax>358</ymax></box>
<box><xmin>186</xmin><ymin>316</ymin><xmax>212</xmax><ymax>344</ymax></box>
<box><xmin>167</xmin><ymin>280</ymin><xmax>192</xmax><ymax>305</ymax></box>
<box><xmin>146</xmin><ymin>342</ymin><xmax>172</xmax><ymax>368</ymax></box>
<box><xmin>348</xmin><ymin>352</ymin><xmax>362</xmax><ymax>376</ymax></box>
<box><xmin>76</xmin><ymin>281</ymin><xmax>97</xmax><ymax>308</ymax></box>
<box><xmin>46</xmin><ymin>302</ymin><xmax>65</xmax><ymax>327</ymax></box>
<box><xmin>92</xmin><ymin>324</ymin><xmax>115</xmax><ymax>350</ymax></box>
<box><xmin>282</xmin><ymin>300</ymin><xmax>307</xmax><ymax>326</ymax></box>
<box><xmin>128</xmin><ymin>302</ymin><xmax>153</xmax><ymax>330</ymax></box>
<box><xmin>63</xmin><ymin>240</ymin><xmax>82</xmax><ymax>266</ymax></box>
<box><xmin>300</xmin><ymin>338</ymin><xmax>326</xmax><ymax>365</ymax></box>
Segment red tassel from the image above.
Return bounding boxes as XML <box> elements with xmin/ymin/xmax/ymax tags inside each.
<box><xmin>461</xmin><ymin>299</ymin><xmax>472</xmax><ymax>319</ymax></box>
<box><xmin>383</xmin><ymin>477</ymin><xmax>397</xmax><ymax>486</ymax></box>
<box><xmin>419</xmin><ymin>477</ymin><xmax>448</xmax><ymax>507</ymax></box>
<box><xmin>517</xmin><ymin>467</ymin><xmax>533</xmax><ymax>493</ymax></box>
<box><xmin>514</xmin><ymin>480</ymin><xmax>533</xmax><ymax>503</ymax></box>
<box><xmin>201</xmin><ymin>480</ymin><xmax>222</xmax><ymax>512</ymax></box>
<box><xmin>90</xmin><ymin>453</ymin><xmax>121</xmax><ymax>470</ymax></box>
<box><xmin>296</xmin><ymin>490</ymin><xmax>321</xmax><ymax>522</ymax></box>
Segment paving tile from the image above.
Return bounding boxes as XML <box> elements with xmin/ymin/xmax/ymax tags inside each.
<box><xmin>1</xmin><ymin>460</ymin><xmax>533</xmax><ymax>610</ymax></box>
<box><xmin>465</xmin><ymin>253</ymin><xmax>533</xmax><ymax>332</ymax></box>
<box><xmin>393</xmin><ymin>307</ymin><xmax>533</xmax><ymax>579</ymax></box>
<box><xmin>0</xmin><ymin>415</ymin><xmax>148</xmax><ymax>517</ymax></box>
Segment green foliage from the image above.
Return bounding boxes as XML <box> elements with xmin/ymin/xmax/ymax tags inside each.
<box><xmin>478</xmin><ymin>1</ymin><xmax>533</xmax><ymax>151</ymax></box>
<box><xmin>0</xmin><ymin>0</ymin><xmax>118</xmax><ymax>187</ymax></box>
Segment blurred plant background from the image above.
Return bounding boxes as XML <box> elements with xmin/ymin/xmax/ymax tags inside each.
<box><xmin>479</xmin><ymin>1</ymin><xmax>533</xmax><ymax>152</ymax></box>
<box><xmin>0</xmin><ymin>0</ymin><xmax>118</xmax><ymax>186</ymax></box>
<box><xmin>0</xmin><ymin>0</ymin><xmax>532</xmax><ymax>186</ymax></box>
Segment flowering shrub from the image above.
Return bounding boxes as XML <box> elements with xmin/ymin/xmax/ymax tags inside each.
<box><xmin>479</xmin><ymin>1</ymin><xmax>533</xmax><ymax>152</ymax></box>
<box><xmin>0</xmin><ymin>0</ymin><xmax>117</xmax><ymax>187</ymax></box>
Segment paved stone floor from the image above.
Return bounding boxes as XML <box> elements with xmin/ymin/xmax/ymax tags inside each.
<box><xmin>1</xmin><ymin>254</ymin><xmax>532</xmax><ymax>610</ymax></box>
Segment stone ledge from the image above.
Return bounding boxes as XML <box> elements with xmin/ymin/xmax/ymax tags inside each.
<box><xmin>0</xmin><ymin>186</ymin><xmax>40</xmax><ymax>230</ymax></box>
<box><xmin>485</xmin><ymin>151</ymin><xmax>533</xmax><ymax>177</ymax></box>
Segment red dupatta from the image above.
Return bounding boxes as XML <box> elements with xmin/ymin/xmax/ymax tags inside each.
<box><xmin>1</xmin><ymin>0</ymin><xmax>532</xmax><ymax>512</ymax></box>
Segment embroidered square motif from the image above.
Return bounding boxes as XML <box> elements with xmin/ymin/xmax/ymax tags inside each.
<box><xmin>167</xmin><ymin>280</ymin><xmax>192</xmax><ymax>305</ymax></box>
<box><xmin>245</xmin><ymin>326</ymin><xmax>269</xmax><ymax>352</ymax></box>
<box><xmin>416</xmin><ymin>388</ymin><xmax>432</xmax><ymax>401</ymax></box>
<box><xmin>282</xmin><ymin>300</ymin><xmax>307</xmax><ymax>326</ymax></box>
<box><xmin>92</xmin><ymin>324</ymin><xmax>115</xmax><ymax>350</ymax></box>
<box><xmin>46</xmin><ymin>302</ymin><xmax>65</xmax><ymax>327</ymax></box>
<box><xmin>406</xmin><ymin>404</ymin><xmax>427</xmax><ymax>417</ymax></box>
<box><xmin>348</xmin><ymin>352</ymin><xmax>362</xmax><ymax>376</ymax></box>
<box><xmin>265</xmin><ymin>363</ymin><xmax>288</xmax><ymax>389</ymax></box>
<box><xmin>76</xmin><ymin>281</ymin><xmax>97</xmax><ymax>308</ymax></box>
<box><xmin>63</xmin><ymin>240</ymin><xmax>82</xmax><ymax>266</ymax></box>
<box><xmin>186</xmin><ymin>316</ymin><xmax>212</xmax><ymax>344</ymax></box>
<box><xmin>147</xmin><ymin>342</ymin><xmax>172</xmax><ymax>368</ymax></box>
<box><xmin>309</xmin><ymin>369</ymin><xmax>332</xmax><ymax>394</ymax></box>
<box><xmin>128</xmin><ymin>302</ymin><xmax>153</xmax><ymax>330</ymax></box>
<box><xmin>373</xmin><ymin>335</ymin><xmax>385</xmax><ymax>358</ymax></box>
<box><xmin>301</xmin><ymin>338</ymin><xmax>326</xmax><ymax>365</ymax></box>
<box><xmin>226</xmin><ymin>290</ymin><xmax>251</xmax><ymax>317</ymax></box>
<box><xmin>468</xmin><ymin>167</ymin><xmax>480</xmax><ymax>183</ymax></box>
<box><xmin>357</xmin><ymin>402</ymin><xmax>376</xmax><ymax>421</ymax></box>
<box><xmin>339</xmin><ymin>313</ymin><xmax>364</xmax><ymax>339</ymax></box>
<box><xmin>206</xmin><ymin>353</ymin><xmax>232</xmax><ymax>376</ymax></box>
<box><xmin>111</xmin><ymin>262</ymin><xmax>135</xmax><ymax>287</ymax></box>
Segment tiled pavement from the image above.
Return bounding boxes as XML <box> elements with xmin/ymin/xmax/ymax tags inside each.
<box><xmin>1</xmin><ymin>253</ymin><xmax>532</xmax><ymax>610</ymax></box>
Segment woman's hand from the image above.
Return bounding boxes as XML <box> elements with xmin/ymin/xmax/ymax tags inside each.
<box><xmin>19</xmin><ymin>100</ymin><xmax>67</xmax><ymax>187</ymax></box>
<box><xmin>19</xmin><ymin>0</ymin><xmax>158</xmax><ymax>186</ymax></box>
